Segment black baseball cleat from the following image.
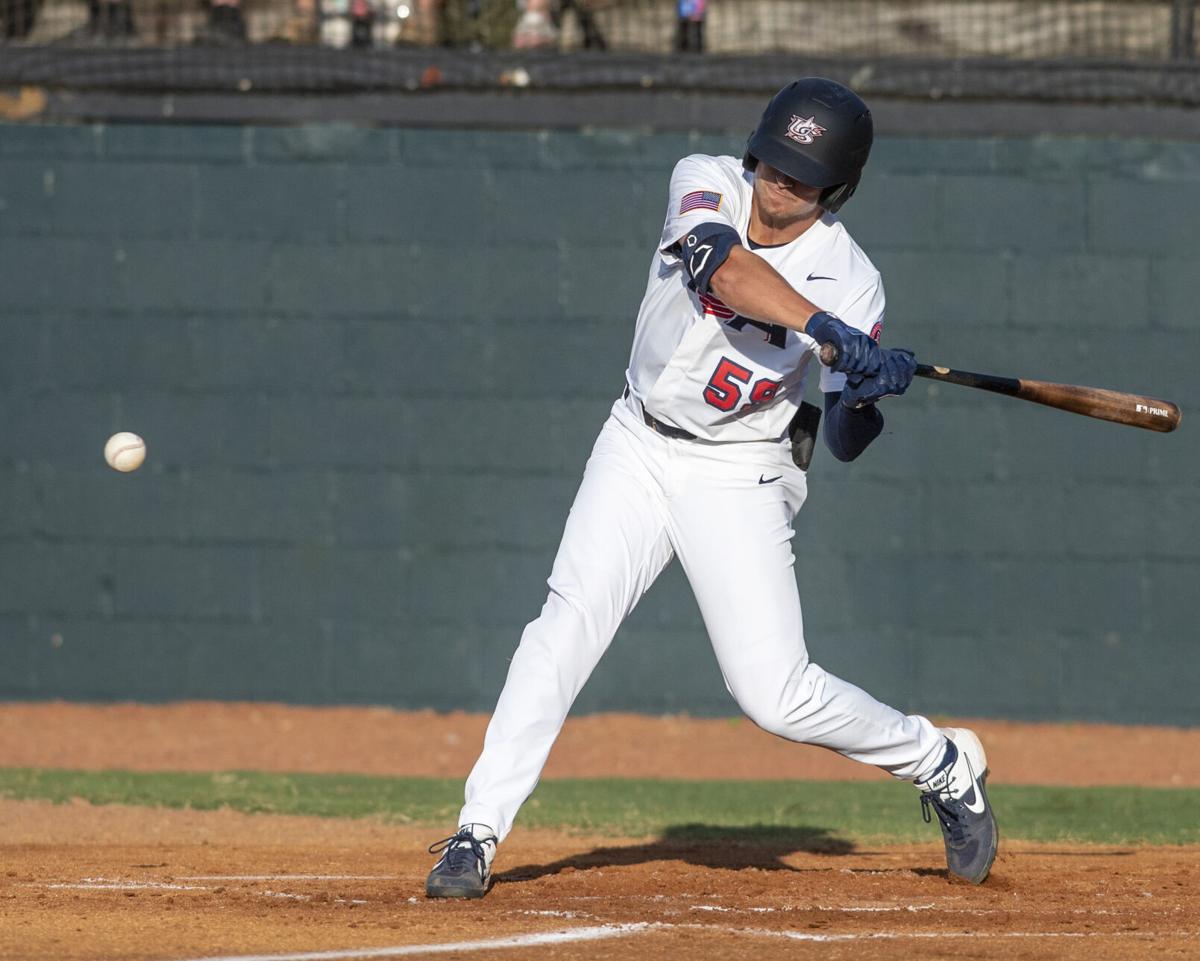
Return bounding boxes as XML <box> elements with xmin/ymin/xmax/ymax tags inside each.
<box><xmin>425</xmin><ymin>825</ymin><xmax>497</xmax><ymax>899</ymax></box>
<box><xmin>915</xmin><ymin>727</ymin><xmax>998</xmax><ymax>884</ymax></box>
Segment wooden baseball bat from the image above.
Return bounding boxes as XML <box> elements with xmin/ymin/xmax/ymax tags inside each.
<box><xmin>817</xmin><ymin>344</ymin><xmax>1181</xmax><ymax>433</ymax></box>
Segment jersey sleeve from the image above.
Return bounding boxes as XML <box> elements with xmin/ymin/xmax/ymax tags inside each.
<box><xmin>818</xmin><ymin>274</ymin><xmax>886</xmax><ymax>393</ymax></box>
<box><xmin>658</xmin><ymin>155</ymin><xmax>744</xmax><ymax>263</ymax></box>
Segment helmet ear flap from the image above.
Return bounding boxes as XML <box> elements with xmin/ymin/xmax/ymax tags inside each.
<box><xmin>818</xmin><ymin>179</ymin><xmax>859</xmax><ymax>214</ymax></box>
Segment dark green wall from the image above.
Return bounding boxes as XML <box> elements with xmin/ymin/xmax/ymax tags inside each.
<box><xmin>1</xmin><ymin>121</ymin><xmax>1196</xmax><ymax>724</ymax></box>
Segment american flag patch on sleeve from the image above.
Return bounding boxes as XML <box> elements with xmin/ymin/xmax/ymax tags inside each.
<box><xmin>679</xmin><ymin>190</ymin><xmax>723</xmax><ymax>214</ymax></box>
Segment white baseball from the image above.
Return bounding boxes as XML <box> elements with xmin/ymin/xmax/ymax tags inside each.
<box><xmin>104</xmin><ymin>432</ymin><xmax>146</xmax><ymax>472</ymax></box>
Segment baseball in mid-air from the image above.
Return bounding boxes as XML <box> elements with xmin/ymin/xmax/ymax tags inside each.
<box><xmin>104</xmin><ymin>432</ymin><xmax>146</xmax><ymax>472</ymax></box>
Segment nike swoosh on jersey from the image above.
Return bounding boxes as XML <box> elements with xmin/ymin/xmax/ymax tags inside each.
<box><xmin>758</xmin><ymin>474</ymin><xmax>782</xmax><ymax>484</ymax></box>
<box><xmin>806</xmin><ymin>273</ymin><xmax>837</xmax><ymax>282</ymax></box>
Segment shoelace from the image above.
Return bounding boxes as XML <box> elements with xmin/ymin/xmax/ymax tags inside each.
<box><xmin>428</xmin><ymin>829</ymin><xmax>494</xmax><ymax>873</ymax></box>
<box><xmin>920</xmin><ymin>790</ymin><xmax>971</xmax><ymax>845</ymax></box>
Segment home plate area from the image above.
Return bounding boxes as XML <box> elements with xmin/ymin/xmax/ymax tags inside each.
<box><xmin>3</xmin><ymin>805</ymin><xmax>1198</xmax><ymax>961</ymax></box>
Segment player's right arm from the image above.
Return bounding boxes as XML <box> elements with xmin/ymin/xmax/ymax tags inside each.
<box><xmin>659</xmin><ymin>157</ymin><xmax>882</xmax><ymax>378</ymax></box>
<box><xmin>710</xmin><ymin>243</ymin><xmax>884</xmax><ymax>379</ymax></box>
<box><xmin>708</xmin><ymin>247</ymin><xmax>822</xmax><ymax>336</ymax></box>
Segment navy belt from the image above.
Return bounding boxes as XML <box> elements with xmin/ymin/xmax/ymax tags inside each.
<box><xmin>624</xmin><ymin>385</ymin><xmax>697</xmax><ymax>440</ymax></box>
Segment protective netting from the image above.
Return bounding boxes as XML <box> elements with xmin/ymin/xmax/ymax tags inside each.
<box><xmin>2</xmin><ymin>0</ymin><xmax>1199</xmax><ymax>104</ymax></box>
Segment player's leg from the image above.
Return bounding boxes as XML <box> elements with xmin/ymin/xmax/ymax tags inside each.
<box><xmin>666</xmin><ymin>453</ymin><xmax>944</xmax><ymax>775</ymax></box>
<box><xmin>427</xmin><ymin>404</ymin><xmax>675</xmax><ymax>897</ymax></box>
<box><xmin>666</xmin><ymin>448</ymin><xmax>995</xmax><ymax>881</ymax></box>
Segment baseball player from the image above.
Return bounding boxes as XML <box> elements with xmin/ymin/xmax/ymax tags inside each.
<box><xmin>426</xmin><ymin>78</ymin><xmax>998</xmax><ymax>898</ymax></box>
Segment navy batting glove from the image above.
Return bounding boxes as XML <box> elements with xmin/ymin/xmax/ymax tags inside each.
<box><xmin>807</xmin><ymin>311</ymin><xmax>883</xmax><ymax>378</ymax></box>
<box><xmin>841</xmin><ymin>348</ymin><xmax>918</xmax><ymax>409</ymax></box>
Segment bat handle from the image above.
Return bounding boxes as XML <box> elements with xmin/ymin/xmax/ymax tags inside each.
<box><xmin>818</xmin><ymin>342</ymin><xmax>839</xmax><ymax>367</ymax></box>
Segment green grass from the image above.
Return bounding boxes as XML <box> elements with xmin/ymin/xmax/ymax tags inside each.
<box><xmin>1</xmin><ymin>768</ymin><xmax>1197</xmax><ymax>845</ymax></box>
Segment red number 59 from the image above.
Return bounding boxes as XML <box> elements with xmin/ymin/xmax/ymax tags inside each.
<box><xmin>703</xmin><ymin>357</ymin><xmax>782</xmax><ymax>412</ymax></box>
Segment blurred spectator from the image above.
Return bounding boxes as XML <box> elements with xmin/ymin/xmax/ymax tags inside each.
<box><xmin>1</xmin><ymin>0</ymin><xmax>40</xmax><ymax>39</ymax></box>
<box><xmin>200</xmin><ymin>0</ymin><xmax>247</xmax><ymax>42</ymax></box>
<box><xmin>512</xmin><ymin>0</ymin><xmax>554</xmax><ymax>48</ymax></box>
<box><xmin>555</xmin><ymin>0</ymin><xmax>604</xmax><ymax>49</ymax></box>
<box><xmin>81</xmin><ymin>0</ymin><xmax>137</xmax><ymax>40</ymax></box>
<box><xmin>349</xmin><ymin>0</ymin><xmax>372</xmax><ymax>45</ymax></box>
<box><xmin>675</xmin><ymin>0</ymin><xmax>703</xmax><ymax>52</ymax></box>
<box><xmin>512</xmin><ymin>0</ymin><xmax>604</xmax><ymax>50</ymax></box>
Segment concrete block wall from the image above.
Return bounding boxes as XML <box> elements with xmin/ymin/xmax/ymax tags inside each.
<box><xmin>0</xmin><ymin>121</ymin><xmax>1196</xmax><ymax>723</ymax></box>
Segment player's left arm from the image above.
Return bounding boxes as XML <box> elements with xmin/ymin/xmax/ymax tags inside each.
<box><xmin>822</xmin><ymin>349</ymin><xmax>917</xmax><ymax>461</ymax></box>
<box><xmin>820</xmin><ymin>279</ymin><xmax>917</xmax><ymax>461</ymax></box>
<box><xmin>822</xmin><ymin>393</ymin><xmax>883</xmax><ymax>462</ymax></box>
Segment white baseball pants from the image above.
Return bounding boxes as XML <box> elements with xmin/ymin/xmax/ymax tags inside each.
<box><xmin>459</xmin><ymin>394</ymin><xmax>946</xmax><ymax>842</ymax></box>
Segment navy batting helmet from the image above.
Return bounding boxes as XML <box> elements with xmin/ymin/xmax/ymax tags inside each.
<box><xmin>743</xmin><ymin>78</ymin><xmax>874</xmax><ymax>214</ymax></box>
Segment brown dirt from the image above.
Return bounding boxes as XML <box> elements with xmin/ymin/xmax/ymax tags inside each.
<box><xmin>2</xmin><ymin>701</ymin><xmax>1199</xmax><ymax>785</ymax></box>
<box><xmin>2</xmin><ymin>799</ymin><xmax>1197</xmax><ymax>961</ymax></box>
<box><xmin>2</xmin><ymin>702</ymin><xmax>1199</xmax><ymax>960</ymax></box>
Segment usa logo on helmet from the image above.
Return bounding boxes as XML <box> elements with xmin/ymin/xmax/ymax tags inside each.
<box><xmin>785</xmin><ymin>115</ymin><xmax>826</xmax><ymax>145</ymax></box>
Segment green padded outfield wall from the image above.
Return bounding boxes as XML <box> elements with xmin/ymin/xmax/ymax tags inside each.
<box><xmin>0</xmin><ymin>122</ymin><xmax>1196</xmax><ymax>724</ymax></box>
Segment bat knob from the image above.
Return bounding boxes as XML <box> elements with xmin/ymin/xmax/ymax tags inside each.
<box><xmin>818</xmin><ymin>342</ymin><xmax>839</xmax><ymax>367</ymax></box>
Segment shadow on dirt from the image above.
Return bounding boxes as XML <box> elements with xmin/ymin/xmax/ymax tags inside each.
<box><xmin>497</xmin><ymin>823</ymin><xmax>854</xmax><ymax>882</ymax></box>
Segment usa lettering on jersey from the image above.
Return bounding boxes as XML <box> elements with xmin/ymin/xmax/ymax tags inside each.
<box><xmin>698</xmin><ymin>292</ymin><xmax>736</xmax><ymax>320</ymax></box>
<box><xmin>699</xmin><ymin>293</ymin><xmax>788</xmax><ymax>349</ymax></box>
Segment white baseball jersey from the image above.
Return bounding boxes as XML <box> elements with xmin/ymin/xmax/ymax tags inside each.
<box><xmin>625</xmin><ymin>153</ymin><xmax>885</xmax><ymax>443</ymax></box>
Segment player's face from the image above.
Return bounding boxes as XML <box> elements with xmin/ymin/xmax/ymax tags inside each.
<box><xmin>752</xmin><ymin>162</ymin><xmax>822</xmax><ymax>227</ymax></box>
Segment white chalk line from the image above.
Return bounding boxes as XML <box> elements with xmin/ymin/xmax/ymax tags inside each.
<box><xmin>825</xmin><ymin>903</ymin><xmax>938</xmax><ymax>913</ymax></box>
<box><xmin>690</xmin><ymin>902</ymin><xmax>941</xmax><ymax>915</ymax></box>
<box><xmin>46</xmin><ymin>881</ymin><xmax>208</xmax><ymax>892</ymax></box>
<box><xmin>727</xmin><ymin>925</ymin><xmax>1199</xmax><ymax>943</ymax></box>
<box><xmin>38</xmin><ymin>877</ymin><xmax>370</xmax><ymax>905</ymax></box>
<box><xmin>167</xmin><ymin>923</ymin><xmax>655</xmax><ymax>961</ymax></box>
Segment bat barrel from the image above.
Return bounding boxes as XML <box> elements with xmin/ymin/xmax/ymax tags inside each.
<box><xmin>1018</xmin><ymin>378</ymin><xmax>1181</xmax><ymax>433</ymax></box>
<box><xmin>916</xmin><ymin>364</ymin><xmax>1181</xmax><ymax>433</ymax></box>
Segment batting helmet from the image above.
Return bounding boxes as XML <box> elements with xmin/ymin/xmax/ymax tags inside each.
<box><xmin>743</xmin><ymin>78</ymin><xmax>874</xmax><ymax>214</ymax></box>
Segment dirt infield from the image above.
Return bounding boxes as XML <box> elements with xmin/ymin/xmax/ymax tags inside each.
<box><xmin>3</xmin><ymin>701</ymin><xmax>1200</xmax><ymax>785</ymax></box>
<box><xmin>3</xmin><ymin>799</ymin><xmax>1198</xmax><ymax>961</ymax></box>
<box><xmin>2</xmin><ymin>702</ymin><xmax>1199</xmax><ymax>960</ymax></box>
